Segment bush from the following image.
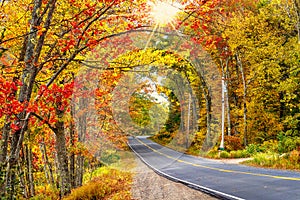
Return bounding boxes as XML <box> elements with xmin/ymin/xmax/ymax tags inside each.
<box><xmin>100</xmin><ymin>150</ymin><xmax>120</xmax><ymax>165</ymax></box>
<box><xmin>230</xmin><ymin>150</ymin><xmax>249</xmax><ymax>158</ymax></box>
<box><xmin>289</xmin><ymin>150</ymin><xmax>300</xmax><ymax>164</ymax></box>
<box><xmin>219</xmin><ymin>151</ymin><xmax>230</xmax><ymax>158</ymax></box>
<box><xmin>206</xmin><ymin>149</ymin><xmax>219</xmax><ymax>159</ymax></box>
<box><xmin>205</xmin><ymin>145</ymin><xmax>220</xmax><ymax>159</ymax></box>
<box><xmin>277</xmin><ymin>132</ymin><xmax>300</xmax><ymax>153</ymax></box>
<box><xmin>30</xmin><ymin>185</ymin><xmax>59</xmax><ymax>200</ymax></box>
<box><xmin>260</xmin><ymin>140</ymin><xmax>278</xmax><ymax>153</ymax></box>
<box><xmin>246</xmin><ymin>144</ymin><xmax>262</xmax><ymax>155</ymax></box>
<box><xmin>224</xmin><ymin>136</ymin><xmax>243</xmax><ymax>151</ymax></box>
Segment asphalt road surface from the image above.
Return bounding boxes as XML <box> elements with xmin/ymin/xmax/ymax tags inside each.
<box><xmin>128</xmin><ymin>136</ymin><xmax>300</xmax><ymax>200</ymax></box>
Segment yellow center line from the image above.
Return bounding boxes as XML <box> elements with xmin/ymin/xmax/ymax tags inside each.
<box><xmin>135</xmin><ymin>138</ymin><xmax>300</xmax><ymax>181</ymax></box>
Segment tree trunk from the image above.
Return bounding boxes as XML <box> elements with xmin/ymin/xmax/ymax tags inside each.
<box><xmin>40</xmin><ymin>144</ymin><xmax>50</xmax><ymax>185</ymax></box>
<box><xmin>204</xmin><ymin>86</ymin><xmax>212</xmax><ymax>149</ymax></box>
<box><xmin>6</xmin><ymin>0</ymin><xmax>56</xmax><ymax>196</ymax></box>
<box><xmin>25</xmin><ymin>144</ymin><xmax>35</xmax><ymax>197</ymax></box>
<box><xmin>293</xmin><ymin>0</ymin><xmax>300</xmax><ymax>43</ymax></box>
<box><xmin>18</xmin><ymin>158</ymin><xmax>27</xmax><ymax>198</ymax></box>
<box><xmin>0</xmin><ymin>120</ymin><xmax>10</xmax><ymax>194</ymax></box>
<box><xmin>0</xmin><ymin>120</ymin><xmax>10</xmax><ymax>164</ymax></box>
<box><xmin>55</xmin><ymin>111</ymin><xmax>70</xmax><ymax>197</ymax></box>
<box><xmin>76</xmin><ymin>97</ymin><xmax>87</xmax><ymax>187</ymax></box>
<box><xmin>40</xmin><ymin>141</ymin><xmax>55</xmax><ymax>187</ymax></box>
<box><xmin>76</xmin><ymin>156</ymin><xmax>84</xmax><ymax>187</ymax></box>
<box><xmin>69</xmin><ymin>104</ymin><xmax>76</xmax><ymax>189</ymax></box>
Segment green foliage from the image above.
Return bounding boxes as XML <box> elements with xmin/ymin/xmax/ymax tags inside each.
<box><xmin>100</xmin><ymin>150</ymin><xmax>120</xmax><ymax>166</ymax></box>
<box><xmin>206</xmin><ymin>147</ymin><xmax>250</xmax><ymax>159</ymax></box>
<box><xmin>129</xmin><ymin>93</ymin><xmax>154</xmax><ymax>128</ymax></box>
<box><xmin>65</xmin><ymin>167</ymin><xmax>132</xmax><ymax>200</ymax></box>
<box><xmin>257</xmin><ymin>0</ymin><xmax>271</xmax><ymax>8</ymax></box>
<box><xmin>152</xmin><ymin>88</ymin><xmax>181</xmax><ymax>145</ymax></box>
<box><xmin>251</xmin><ymin>153</ymin><xmax>279</xmax><ymax>167</ymax></box>
<box><xmin>219</xmin><ymin>151</ymin><xmax>230</xmax><ymax>158</ymax></box>
<box><xmin>277</xmin><ymin>132</ymin><xmax>300</xmax><ymax>153</ymax></box>
<box><xmin>260</xmin><ymin>140</ymin><xmax>278</xmax><ymax>153</ymax></box>
<box><xmin>229</xmin><ymin>150</ymin><xmax>249</xmax><ymax>158</ymax></box>
<box><xmin>246</xmin><ymin>144</ymin><xmax>262</xmax><ymax>155</ymax></box>
<box><xmin>206</xmin><ymin>146</ymin><xmax>219</xmax><ymax>159</ymax></box>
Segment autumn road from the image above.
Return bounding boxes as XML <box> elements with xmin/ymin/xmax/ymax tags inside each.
<box><xmin>128</xmin><ymin>136</ymin><xmax>300</xmax><ymax>200</ymax></box>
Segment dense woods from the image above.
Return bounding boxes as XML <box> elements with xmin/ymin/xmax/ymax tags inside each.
<box><xmin>0</xmin><ymin>0</ymin><xmax>299</xmax><ymax>199</ymax></box>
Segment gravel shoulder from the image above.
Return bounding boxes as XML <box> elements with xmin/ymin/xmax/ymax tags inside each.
<box><xmin>214</xmin><ymin>157</ymin><xmax>253</xmax><ymax>164</ymax></box>
<box><xmin>131</xmin><ymin>158</ymin><xmax>217</xmax><ymax>200</ymax></box>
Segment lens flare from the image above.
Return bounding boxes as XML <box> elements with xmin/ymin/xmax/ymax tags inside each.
<box><xmin>149</xmin><ymin>1</ymin><xmax>182</xmax><ymax>26</ymax></box>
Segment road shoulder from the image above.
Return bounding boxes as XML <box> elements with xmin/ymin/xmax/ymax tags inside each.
<box><xmin>131</xmin><ymin>158</ymin><xmax>217</xmax><ymax>200</ymax></box>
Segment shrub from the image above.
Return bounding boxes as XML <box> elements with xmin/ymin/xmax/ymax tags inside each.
<box><xmin>230</xmin><ymin>150</ymin><xmax>249</xmax><ymax>158</ymax></box>
<box><xmin>30</xmin><ymin>185</ymin><xmax>59</xmax><ymax>200</ymax></box>
<box><xmin>206</xmin><ymin>145</ymin><xmax>219</xmax><ymax>159</ymax></box>
<box><xmin>206</xmin><ymin>149</ymin><xmax>219</xmax><ymax>159</ymax></box>
<box><xmin>219</xmin><ymin>151</ymin><xmax>230</xmax><ymax>158</ymax></box>
<box><xmin>224</xmin><ymin>136</ymin><xmax>243</xmax><ymax>151</ymax></box>
<box><xmin>246</xmin><ymin>144</ymin><xmax>261</xmax><ymax>155</ymax></box>
<box><xmin>260</xmin><ymin>140</ymin><xmax>278</xmax><ymax>153</ymax></box>
<box><xmin>289</xmin><ymin>150</ymin><xmax>300</xmax><ymax>163</ymax></box>
<box><xmin>277</xmin><ymin>132</ymin><xmax>300</xmax><ymax>153</ymax></box>
<box><xmin>100</xmin><ymin>150</ymin><xmax>120</xmax><ymax>165</ymax></box>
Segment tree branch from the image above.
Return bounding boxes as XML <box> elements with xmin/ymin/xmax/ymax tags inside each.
<box><xmin>31</xmin><ymin>112</ymin><xmax>57</xmax><ymax>133</ymax></box>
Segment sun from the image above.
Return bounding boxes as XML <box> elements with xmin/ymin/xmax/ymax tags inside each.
<box><xmin>144</xmin><ymin>0</ymin><xmax>185</xmax><ymax>49</ymax></box>
<box><xmin>148</xmin><ymin>0</ymin><xmax>182</xmax><ymax>26</ymax></box>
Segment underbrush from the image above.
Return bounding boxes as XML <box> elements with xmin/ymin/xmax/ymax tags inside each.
<box><xmin>29</xmin><ymin>167</ymin><xmax>132</xmax><ymax>200</ymax></box>
<box><xmin>29</xmin><ymin>185</ymin><xmax>60</xmax><ymax>200</ymax></box>
<box><xmin>64</xmin><ymin>167</ymin><xmax>132</xmax><ymax>200</ymax></box>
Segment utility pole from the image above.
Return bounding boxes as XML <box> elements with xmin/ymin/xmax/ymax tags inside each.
<box><xmin>186</xmin><ymin>93</ymin><xmax>191</xmax><ymax>149</ymax></box>
<box><xmin>220</xmin><ymin>77</ymin><xmax>225</xmax><ymax>150</ymax></box>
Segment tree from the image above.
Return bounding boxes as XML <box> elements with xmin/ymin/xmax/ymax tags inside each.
<box><xmin>0</xmin><ymin>0</ymin><xmax>147</xmax><ymax>197</ymax></box>
<box><xmin>224</xmin><ymin>0</ymin><xmax>299</xmax><ymax>144</ymax></box>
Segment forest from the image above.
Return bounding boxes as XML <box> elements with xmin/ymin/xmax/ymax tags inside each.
<box><xmin>0</xmin><ymin>0</ymin><xmax>299</xmax><ymax>199</ymax></box>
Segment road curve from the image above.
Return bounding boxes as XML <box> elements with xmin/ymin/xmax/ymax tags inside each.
<box><xmin>128</xmin><ymin>136</ymin><xmax>300</xmax><ymax>200</ymax></box>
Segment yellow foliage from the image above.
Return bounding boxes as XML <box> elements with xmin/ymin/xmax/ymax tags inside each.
<box><xmin>64</xmin><ymin>167</ymin><xmax>132</xmax><ymax>200</ymax></box>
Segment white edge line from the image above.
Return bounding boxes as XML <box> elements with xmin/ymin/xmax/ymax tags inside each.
<box><xmin>128</xmin><ymin>140</ymin><xmax>245</xmax><ymax>200</ymax></box>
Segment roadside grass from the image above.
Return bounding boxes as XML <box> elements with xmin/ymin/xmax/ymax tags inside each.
<box><xmin>242</xmin><ymin>150</ymin><xmax>300</xmax><ymax>171</ymax></box>
<box><xmin>204</xmin><ymin>138</ymin><xmax>300</xmax><ymax>171</ymax></box>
